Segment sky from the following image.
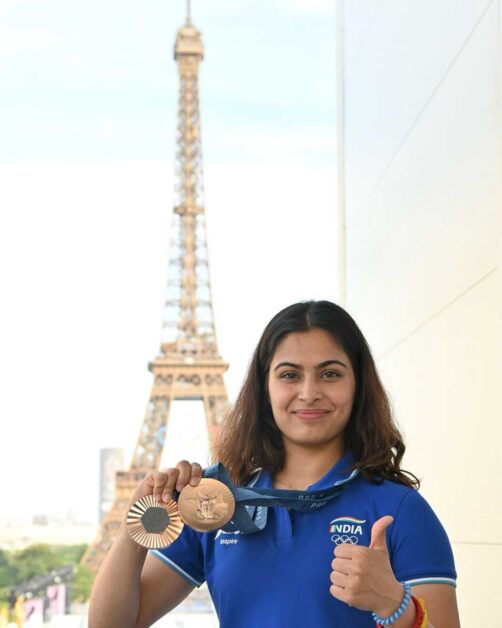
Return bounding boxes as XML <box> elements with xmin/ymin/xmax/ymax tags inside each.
<box><xmin>0</xmin><ymin>0</ymin><xmax>338</xmax><ymax>523</ymax></box>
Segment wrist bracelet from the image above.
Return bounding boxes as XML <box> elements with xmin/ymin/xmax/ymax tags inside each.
<box><xmin>376</xmin><ymin>594</ymin><xmax>428</xmax><ymax>628</ymax></box>
<box><xmin>410</xmin><ymin>596</ymin><xmax>428</xmax><ymax>628</ymax></box>
<box><xmin>372</xmin><ymin>582</ymin><xmax>411</xmax><ymax>625</ymax></box>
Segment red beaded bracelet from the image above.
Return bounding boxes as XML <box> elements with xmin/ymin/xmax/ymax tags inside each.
<box><xmin>376</xmin><ymin>595</ymin><xmax>427</xmax><ymax>628</ymax></box>
<box><xmin>411</xmin><ymin>596</ymin><xmax>426</xmax><ymax>627</ymax></box>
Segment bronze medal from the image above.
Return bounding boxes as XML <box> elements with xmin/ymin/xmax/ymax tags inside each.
<box><xmin>126</xmin><ymin>495</ymin><xmax>184</xmax><ymax>549</ymax></box>
<box><xmin>178</xmin><ymin>478</ymin><xmax>235</xmax><ymax>532</ymax></box>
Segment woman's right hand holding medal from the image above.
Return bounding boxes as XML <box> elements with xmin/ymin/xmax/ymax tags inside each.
<box><xmin>89</xmin><ymin>461</ymin><xmax>205</xmax><ymax>626</ymax></box>
<box><xmin>125</xmin><ymin>461</ymin><xmax>204</xmax><ymax>549</ymax></box>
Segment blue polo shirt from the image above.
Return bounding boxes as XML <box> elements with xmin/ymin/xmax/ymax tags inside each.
<box><xmin>151</xmin><ymin>453</ymin><xmax>456</xmax><ymax>627</ymax></box>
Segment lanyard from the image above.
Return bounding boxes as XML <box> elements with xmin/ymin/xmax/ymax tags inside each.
<box><xmin>202</xmin><ymin>463</ymin><xmax>359</xmax><ymax>534</ymax></box>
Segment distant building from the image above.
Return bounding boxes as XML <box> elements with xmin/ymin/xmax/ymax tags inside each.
<box><xmin>0</xmin><ymin>517</ymin><xmax>95</xmax><ymax>551</ymax></box>
<box><xmin>98</xmin><ymin>448</ymin><xmax>124</xmax><ymax>523</ymax></box>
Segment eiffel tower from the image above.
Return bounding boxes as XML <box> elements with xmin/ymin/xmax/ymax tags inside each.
<box><xmin>82</xmin><ymin>2</ymin><xmax>229</xmax><ymax>572</ymax></box>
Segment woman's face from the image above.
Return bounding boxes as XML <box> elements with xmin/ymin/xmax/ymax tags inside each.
<box><xmin>267</xmin><ymin>328</ymin><xmax>356</xmax><ymax>455</ymax></box>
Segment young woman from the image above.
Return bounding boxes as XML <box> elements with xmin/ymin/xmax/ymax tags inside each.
<box><xmin>89</xmin><ymin>300</ymin><xmax>460</xmax><ymax>627</ymax></box>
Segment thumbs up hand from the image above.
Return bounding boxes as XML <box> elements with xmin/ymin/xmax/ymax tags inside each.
<box><xmin>329</xmin><ymin>516</ymin><xmax>404</xmax><ymax>616</ymax></box>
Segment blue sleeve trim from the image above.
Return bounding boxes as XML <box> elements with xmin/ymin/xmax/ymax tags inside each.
<box><xmin>405</xmin><ymin>577</ymin><xmax>457</xmax><ymax>588</ymax></box>
<box><xmin>149</xmin><ymin>549</ymin><xmax>203</xmax><ymax>588</ymax></box>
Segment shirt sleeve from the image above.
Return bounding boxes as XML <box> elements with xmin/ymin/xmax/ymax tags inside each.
<box><xmin>389</xmin><ymin>489</ymin><xmax>457</xmax><ymax>587</ymax></box>
<box><xmin>149</xmin><ymin>525</ymin><xmax>205</xmax><ymax>588</ymax></box>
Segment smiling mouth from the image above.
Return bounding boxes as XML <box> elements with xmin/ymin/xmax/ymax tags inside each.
<box><xmin>294</xmin><ymin>410</ymin><xmax>329</xmax><ymax>419</ymax></box>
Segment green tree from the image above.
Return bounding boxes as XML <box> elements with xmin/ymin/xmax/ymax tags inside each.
<box><xmin>71</xmin><ymin>565</ymin><xmax>94</xmax><ymax>602</ymax></box>
<box><xmin>0</xmin><ymin>543</ymin><xmax>93</xmax><ymax>604</ymax></box>
<box><xmin>0</xmin><ymin>550</ymin><xmax>14</xmax><ymax>588</ymax></box>
<box><xmin>51</xmin><ymin>544</ymin><xmax>87</xmax><ymax>566</ymax></box>
<box><xmin>12</xmin><ymin>544</ymin><xmax>63</xmax><ymax>584</ymax></box>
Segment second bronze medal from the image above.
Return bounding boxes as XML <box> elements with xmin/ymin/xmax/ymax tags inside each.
<box><xmin>178</xmin><ymin>478</ymin><xmax>236</xmax><ymax>532</ymax></box>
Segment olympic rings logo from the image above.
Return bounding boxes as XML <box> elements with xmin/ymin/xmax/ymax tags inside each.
<box><xmin>331</xmin><ymin>534</ymin><xmax>359</xmax><ymax>545</ymax></box>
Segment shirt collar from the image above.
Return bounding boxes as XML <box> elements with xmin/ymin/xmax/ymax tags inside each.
<box><xmin>308</xmin><ymin>450</ymin><xmax>358</xmax><ymax>490</ymax></box>
<box><xmin>250</xmin><ymin>450</ymin><xmax>358</xmax><ymax>490</ymax></box>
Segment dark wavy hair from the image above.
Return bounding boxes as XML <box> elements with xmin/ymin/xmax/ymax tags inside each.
<box><xmin>214</xmin><ymin>300</ymin><xmax>419</xmax><ymax>489</ymax></box>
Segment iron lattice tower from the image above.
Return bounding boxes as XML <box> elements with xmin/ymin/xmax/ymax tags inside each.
<box><xmin>82</xmin><ymin>6</ymin><xmax>229</xmax><ymax>572</ymax></box>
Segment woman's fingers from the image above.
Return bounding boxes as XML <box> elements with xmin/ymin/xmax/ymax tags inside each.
<box><xmin>128</xmin><ymin>460</ymin><xmax>204</xmax><ymax>509</ymax></box>
<box><xmin>158</xmin><ymin>467</ymin><xmax>179</xmax><ymax>502</ymax></box>
<box><xmin>174</xmin><ymin>460</ymin><xmax>193</xmax><ymax>492</ymax></box>
<box><xmin>160</xmin><ymin>461</ymin><xmax>203</xmax><ymax>501</ymax></box>
<box><xmin>151</xmin><ymin>470</ymin><xmax>175</xmax><ymax>502</ymax></box>
<box><xmin>174</xmin><ymin>461</ymin><xmax>203</xmax><ymax>490</ymax></box>
<box><xmin>189</xmin><ymin>462</ymin><xmax>203</xmax><ymax>485</ymax></box>
<box><xmin>331</xmin><ymin>556</ymin><xmax>351</xmax><ymax>575</ymax></box>
<box><xmin>330</xmin><ymin>569</ymin><xmax>347</xmax><ymax>588</ymax></box>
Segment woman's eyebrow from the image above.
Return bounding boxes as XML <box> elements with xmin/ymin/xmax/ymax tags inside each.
<box><xmin>273</xmin><ymin>359</ymin><xmax>347</xmax><ymax>371</ymax></box>
<box><xmin>318</xmin><ymin>359</ymin><xmax>347</xmax><ymax>369</ymax></box>
<box><xmin>273</xmin><ymin>361</ymin><xmax>302</xmax><ymax>371</ymax></box>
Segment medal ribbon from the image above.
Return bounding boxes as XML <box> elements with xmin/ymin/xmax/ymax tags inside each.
<box><xmin>202</xmin><ymin>463</ymin><xmax>359</xmax><ymax>534</ymax></box>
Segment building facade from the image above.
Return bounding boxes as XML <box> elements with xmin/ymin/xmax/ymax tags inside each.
<box><xmin>98</xmin><ymin>448</ymin><xmax>124</xmax><ymax>523</ymax></box>
<box><xmin>337</xmin><ymin>1</ymin><xmax>502</xmax><ymax>625</ymax></box>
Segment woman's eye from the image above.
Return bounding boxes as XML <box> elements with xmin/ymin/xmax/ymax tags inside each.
<box><xmin>322</xmin><ymin>370</ymin><xmax>340</xmax><ymax>379</ymax></box>
<box><xmin>280</xmin><ymin>372</ymin><xmax>298</xmax><ymax>380</ymax></box>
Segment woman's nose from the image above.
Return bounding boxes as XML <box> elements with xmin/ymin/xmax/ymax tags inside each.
<box><xmin>298</xmin><ymin>378</ymin><xmax>322</xmax><ymax>403</ymax></box>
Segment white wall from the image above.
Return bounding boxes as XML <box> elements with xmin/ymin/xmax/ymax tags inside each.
<box><xmin>340</xmin><ymin>1</ymin><xmax>502</xmax><ymax>624</ymax></box>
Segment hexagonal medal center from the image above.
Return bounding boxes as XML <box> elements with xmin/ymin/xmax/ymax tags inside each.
<box><xmin>141</xmin><ymin>507</ymin><xmax>170</xmax><ymax>533</ymax></box>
